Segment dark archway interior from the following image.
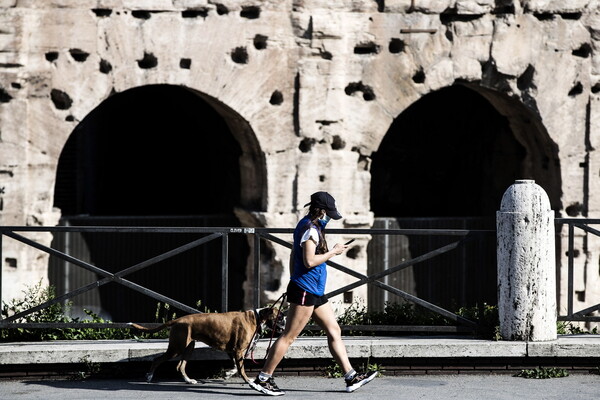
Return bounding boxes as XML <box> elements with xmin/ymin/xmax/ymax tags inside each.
<box><xmin>368</xmin><ymin>85</ymin><xmax>528</xmax><ymax>311</ymax></box>
<box><xmin>371</xmin><ymin>85</ymin><xmax>525</xmax><ymax>218</ymax></box>
<box><xmin>51</xmin><ymin>85</ymin><xmax>249</xmax><ymax>321</ymax></box>
<box><xmin>55</xmin><ymin>85</ymin><xmax>241</xmax><ymax>216</ymax></box>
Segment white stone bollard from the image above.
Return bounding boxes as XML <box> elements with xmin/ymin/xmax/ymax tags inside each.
<box><xmin>497</xmin><ymin>180</ymin><xmax>557</xmax><ymax>341</ymax></box>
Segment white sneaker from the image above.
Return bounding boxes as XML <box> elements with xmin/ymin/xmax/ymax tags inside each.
<box><xmin>345</xmin><ymin>370</ymin><xmax>377</xmax><ymax>393</ymax></box>
<box><xmin>248</xmin><ymin>376</ymin><xmax>285</xmax><ymax>396</ymax></box>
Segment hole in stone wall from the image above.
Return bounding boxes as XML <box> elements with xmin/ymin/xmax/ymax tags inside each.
<box><xmin>66</xmin><ymin>115</ymin><xmax>75</xmax><ymax>122</ymax></box>
<box><xmin>354</xmin><ymin>42</ymin><xmax>380</xmax><ymax>55</ymax></box>
<box><xmin>269</xmin><ymin>90</ymin><xmax>283</xmax><ymax>105</ymax></box>
<box><xmin>50</xmin><ymin>89</ymin><xmax>73</xmax><ymax>110</ymax></box>
<box><xmin>445</xmin><ymin>28</ymin><xmax>454</xmax><ymax>42</ymax></box>
<box><xmin>321</xmin><ymin>51</ymin><xmax>332</xmax><ymax>60</ymax></box>
<box><xmin>440</xmin><ymin>13</ymin><xmax>482</xmax><ymax>24</ymax></box>
<box><xmin>347</xmin><ymin>246</ymin><xmax>359</xmax><ymax>259</ymax></box>
<box><xmin>316</xmin><ymin>120</ymin><xmax>335</xmax><ymax>126</ymax></box>
<box><xmin>389</xmin><ymin>38</ymin><xmax>405</xmax><ymax>53</ymax></box>
<box><xmin>490</xmin><ymin>0</ymin><xmax>515</xmax><ymax>14</ymax></box>
<box><xmin>45</xmin><ymin>52</ymin><xmax>59</xmax><ymax>62</ymax></box>
<box><xmin>132</xmin><ymin>10</ymin><xmax>151</xmax><ymax>19</ymax></box>
<box><xmin>566</xmin><ymin>202</ymin><xmax>583</xmax><ymax>216</ymax></box>
<box><xmin>253</xmin><ymin>34</ymin><xmax>268</xmax><ymax>50</ymax></box>
<box><xmin>319</xmin><ymin>175</ymin><xmax>326</xmax><ymax>182</ymax></box>
<box><xmin>180</xmin><ymin>58</ymin><xmax>192</xmax><ymax>69</ymax></box>
<box><xmin>11</xmin><ymin>82</ymin><xmax>21</xmax><ymax>89</ymax></box>
<box><xmin>299</xmin><ymin>138</ymin><xmax>316</xmax><ymax>152</ymax></box>
<box><xmin>137</xmin><ymin>52</ymin><xmax>158</xmax><ymax>69</ymax></box>
<box><xmin>592</xmin><ymin>83</ymin><xmax>600</xmax><ymax>94</ymax></box>
<box><xmin>533</xmin><ymin>13</ymin><xmax>554</xmax><ymax>21</ymax></box>
<box><xmin>240</xmin><ymin>6</ymin><xmax>260</xmax><ymax>19</ymax></box>
<box><xmin>517</xmin><ymin>65</ymin><xmax>535</xmax><ymax>91</ymax></box>
<box><xmin>331</xmin><ymin>135</ymin><xmax>345</xmax><ymax>150</ymax></box>
<box><xmin>99</xmin><ymin>59</ymin><xmax>112</xmax><ymax>74</ymax></box>
<box><xmin>344</xmin><ymin>82</ymin><xmax>376</xmax><ymax>101</ymax></box>
<box><xmin>576</xmin><ymin>291</ymin><xmax>585</xmax><ymax>302</ymax></box>
<box><xmin>412</xmin><ymin>69</ymin><xmax>425</xmax><ymax>84</ymax></box>
<box><xmin>216</xmin><ymin>4</ymin><xmax>229</xmax><ymax>15</ymax></box>
<box><xmin>0</xmin><ymin>88</ymin><xmax>12</xmax><ymax>103</ymax></box>
<box><xmin>69</xmin><ymin>49</ymin><xmax>90</xmax><ymax>62</ymax></box>
<box><xmin>92</xmin><ymin>8</ymin><xmax>112</xmax><ymax>17</ymax></box>
<box><xmin>182</xmin><ymin>9</ymin><xmax>208</xmax><ymax>18</ymax></box>
<box><xmin>231</xmin><ymin>47</ymin><xmax>248</xmax><ymax>64</ymax></box>
<box><xmin>566</xmin><ymin>249</ymin><xmax>580</xmax><ymax>258</ymax></box>
<box><xmin>568</xmin><ymin>82</ymin><xmax>583</xmax><ymax>96</ymax></box>
<box><xmin>5</xmin><ymin>258</ymin><xmax>17</xmax><ymax>269</ymax></box>
<box><xmin>572</xmin><ymin>43</ymin><xmax>592</xmax><ymax>58</ymax></box>
<box><xmin>357</xmin><ymin>154</ymin><xmax>369</xmax><ymax>171</ymax></box>
<box><xmin>561</xmin><ymin>12</ymin><xmax>582</xmax><ymax>20</ymax></box>
<box><xmin>375</xmin><ymin>0</ymin><xmax>384</xmax><ymax>12</ymax></box>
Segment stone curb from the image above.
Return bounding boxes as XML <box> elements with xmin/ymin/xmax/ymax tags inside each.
<box><xmin>1</xmin><ymin>335</ymin><xmax>599</xmax><ymax>365</ymax></box>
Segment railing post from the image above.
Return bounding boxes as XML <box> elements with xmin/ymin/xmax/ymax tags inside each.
<box><xmin>567</xmin><ymin>223</ymin><xmax>574</xmax><ymax>316</ymax></box>
<box><xmin>0</xmin><ymin>232</ymin><xmax>2</xmax><ymax>318</ymax></box>
<box><xmin>497</xmin><ymin>180</ymin><xmax>557</xmax><ymax>341</ymax></box>
<box><xmin>253</xmin><ymin>232</ymin><xmax>261</xmax><ymax>309</ymax></box>
<box><xmin>221</xmin><ymin>232</ymin><xmax>228</xmax><ymax>312</ymax></box>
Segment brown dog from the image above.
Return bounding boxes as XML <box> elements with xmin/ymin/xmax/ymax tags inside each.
<box><xmin>129</xmin><ymin>307</ymin><xmax>284</xmax><ymax>384</ymax></box>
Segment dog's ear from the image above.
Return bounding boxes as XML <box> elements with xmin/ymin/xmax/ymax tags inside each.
<box><xmin>257</xmin><ymin>307</ymin><xmax>269</xmax><ymax>321</ymax></box>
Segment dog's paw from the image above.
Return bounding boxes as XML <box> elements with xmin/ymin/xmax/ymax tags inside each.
<box><xmin>145</xmin><ymin>372</ymin><xmax>154</xmax><ymax>383</ymax></box>
<box><xmin>185</xmin><ymin>378</ymin><xmax>198</xmax><ymax>385</ymax></box>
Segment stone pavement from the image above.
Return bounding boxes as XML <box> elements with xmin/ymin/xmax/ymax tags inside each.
<box><xmin>0</xmin><ymin>374</ymin><xmax>599</xmax><ymax>400</ymax></box>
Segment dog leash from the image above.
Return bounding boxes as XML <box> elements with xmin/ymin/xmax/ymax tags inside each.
<box><xmin>245</xmin><ymin>292</ymin><xmax>287</xmax><ymax>364</ymax></box>
<box><xmin>264</xmin><ymin>293</ymin><xmax>286</xmax><ymax>357</ymax></box>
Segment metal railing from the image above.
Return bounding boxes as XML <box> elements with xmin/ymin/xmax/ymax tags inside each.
<box><xmin>556</xmin><ymin>218</ymin><xmax>600</xmax><ymax>323</ymax></box>
<box><xmin>0</xmin><ymin>224</ymin><xmax>494</xmax><ymax>333</ymax></box>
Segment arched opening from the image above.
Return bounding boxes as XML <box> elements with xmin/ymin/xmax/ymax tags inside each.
<box><xmin>368</xmin><ymin>84</ymin><xmax>561</xmax><ymax>312</ymax></box>
<box><xmin>50</xmin><ymin>85</ymin><xmax>263</xmax><ymax>321</ymax></box>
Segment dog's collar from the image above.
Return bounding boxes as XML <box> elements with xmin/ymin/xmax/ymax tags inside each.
<box><xmin>253</xmin><ymin>309</ymin><xmax>266</xmax><ymax>332</ymax></box>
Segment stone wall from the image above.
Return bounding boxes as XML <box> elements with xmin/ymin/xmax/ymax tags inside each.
<box><xmin>1</xmin><ymin>0</ymin><xmax>600</xmax><ymax>320</ymax></box>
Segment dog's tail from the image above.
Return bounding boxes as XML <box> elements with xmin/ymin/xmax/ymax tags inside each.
<box><xmin>128</xmin><ymin>322</ymin><xmax>170</xmax><ymax>333</ymax></box>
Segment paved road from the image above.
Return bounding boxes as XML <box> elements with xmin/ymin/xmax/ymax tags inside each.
<box><xmin>0</xmin><ymin>374</ymin><xmax>598</xmax><ymax>399</ymax></box>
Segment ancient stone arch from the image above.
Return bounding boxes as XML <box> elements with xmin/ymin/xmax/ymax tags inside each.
<box><xmin>368</xmin><ymin>82</ymin><xmax>561</xmax><ymax>310</ymax></box>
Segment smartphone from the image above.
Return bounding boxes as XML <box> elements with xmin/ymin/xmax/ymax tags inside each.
<box><xmin>344</xmin><ymin>239</ymin><xmax>355</xmax><ymax>245</ymax></box>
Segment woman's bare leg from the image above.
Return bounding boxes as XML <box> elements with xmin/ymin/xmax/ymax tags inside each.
<box><xmin>261</xmin><ymin>303</ymin><xmax>313</xmax><ymax>375</ymax></box>
<box><xmin>312</xmin><ymin>303</ymin><xmax>353</xmax><ymax>374</ymax></box>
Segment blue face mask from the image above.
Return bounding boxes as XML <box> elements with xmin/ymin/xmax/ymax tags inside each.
<box><xmin>318</xmin><ymin>214</ymin><xmax>331</xmax><ymax>229</ymax></box>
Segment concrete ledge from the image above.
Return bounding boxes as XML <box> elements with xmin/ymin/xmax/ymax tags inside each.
<box><xmin>527</xmin><ymin>334</ymin><xmax>600</xmax><ymax>357</ymax></box>
<box><xmin>1</xmin><ymin>335</ymin><xmax>599</xmax><ymax>366</ymax></box>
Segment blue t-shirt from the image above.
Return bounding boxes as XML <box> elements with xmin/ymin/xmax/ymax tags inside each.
<box><xmin>290</xmin><ymin>216</ymin><xmax>327</xmax><ymax>296</ymax></box>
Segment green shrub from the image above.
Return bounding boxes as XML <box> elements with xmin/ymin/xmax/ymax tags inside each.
<box><xmin>322</xmin><ymin>358</ymin><xmax>384</xmax><ymax>378</ymax></box>
<box><xmin>0</xmin><ymin>281</ymin><xmax>174</xmax><ymax>341</ymax></box>
<box><xmin>557</xmin><ymin>321</ymin><xmax>599</xmax><ymax>335</ymax></box>
<box><xmin>303</xmin><ymin>300</ymin><xmax>500</xmax><ymax>340</ymax></box>
<box><xmin>515</xmin><ymin>367</ymin><xmax>569</xmax><ymax>379</ymax></box>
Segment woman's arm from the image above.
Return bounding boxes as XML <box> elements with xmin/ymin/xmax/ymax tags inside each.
<box><xmin>302</xmin><ymin>239</ymin><xmax>347</xmax><ymax>268</ymax></box>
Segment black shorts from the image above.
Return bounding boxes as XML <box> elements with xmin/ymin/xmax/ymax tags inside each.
<box><xmin>286</xmin><ymin>281</ymin><xmax>328</xmax><ymax>308</ymax></box>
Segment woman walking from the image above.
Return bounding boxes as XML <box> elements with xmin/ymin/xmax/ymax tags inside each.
<box><xmin>248</xmin><ymin>191</ymin><xmax>377</xmax><ymax>396</ymax></box>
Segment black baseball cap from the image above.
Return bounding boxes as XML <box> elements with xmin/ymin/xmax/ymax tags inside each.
<box><xmin>304</xmin><ymin>191</ymin><xmax>342</xmax><ymax>220</ymax></box>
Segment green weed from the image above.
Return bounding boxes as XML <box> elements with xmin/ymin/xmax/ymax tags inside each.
<box><xmin>515</xmin><ymin>367</ymin><xmax>569</xmax><ymax>379</ymax></box>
